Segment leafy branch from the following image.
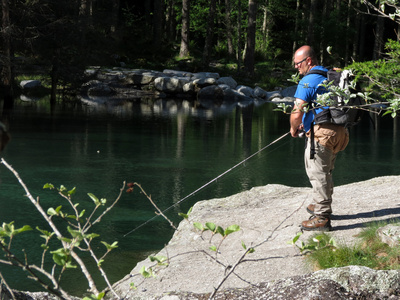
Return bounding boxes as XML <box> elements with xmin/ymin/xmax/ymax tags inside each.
<box><xmin>0</xmin><ymin>158</ymin><xmax>125</xmax><ymax>299</ymax></box>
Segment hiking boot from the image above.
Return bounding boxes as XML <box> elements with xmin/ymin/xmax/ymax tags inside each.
<box><xmin>306</xmin><ymin>204</ymin><xmax>315</xmax><ymax>215</ymax></box>
<box><xmin>301</xmin><ymin>215</ymin><xmax>332</xmax><ymax>232</ymax></box>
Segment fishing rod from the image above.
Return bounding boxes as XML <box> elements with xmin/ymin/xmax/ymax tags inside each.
<box><xmin>123</xmin><ymin>131</ymin><xmax>291</xmax><ymax>237</ymax></box>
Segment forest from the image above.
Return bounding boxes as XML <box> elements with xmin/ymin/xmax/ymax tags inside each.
<box><xmin>0</xmin><ymin>0</ymin><xmax>399</xmax><ymax>106</ymax></box>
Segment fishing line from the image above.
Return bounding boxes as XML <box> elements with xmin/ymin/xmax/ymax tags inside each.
<box><xmin>123</xmin><ymin>131</ymin><xmax>291</xmax><ymax>237</ymax></box>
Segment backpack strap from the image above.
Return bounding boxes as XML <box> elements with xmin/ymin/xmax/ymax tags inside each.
<box><xmin>304</xmin><ymin>68</ymin><xmax>327</xmax><ymax>159</ymax></box>
<box><xmin>306</xmin><ymin>69</ymin><xmax>328</xmax><ymax>77</ymax></box>
<box><xmin>309</xmin><ymin>125</ymin><xmax>316</xmax><ymax>159</ymax></box>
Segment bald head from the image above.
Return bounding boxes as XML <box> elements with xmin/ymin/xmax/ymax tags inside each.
<box><xmin>294</xmin><ymin>45</ymin><xmax>318</xmax><ymax>66</ymax></box>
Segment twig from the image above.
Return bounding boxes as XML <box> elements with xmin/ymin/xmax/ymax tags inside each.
<box><xmin>0</xmin><ymin>271</ymin><xmax>16</xmax><ymax>300</ymax></box>
<box><xmin>134</xmin><ymin>183</ymin><xmax>177</xmax><ymax>230</ymax></box>
<box><xmin>0</xmin><ymin>158</ymin><xmax>100</xmax><ymax>297</ymax></box>
<box><xmin>208</xmin><ymin>196</ymin><xmax>306</xmax><ymax>299</ymax></box>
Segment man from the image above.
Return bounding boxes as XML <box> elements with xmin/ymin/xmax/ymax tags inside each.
<box><xmin>290</xmin><ymin>45</ymin><xmax>349</xmax><ymax>231</ymax></box>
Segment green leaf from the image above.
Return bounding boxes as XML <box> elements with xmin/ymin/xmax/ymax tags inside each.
<box><xmin>209</xmin><ymin>245</ymin><xmax>217</xmax><ymax>252</ymax></box>
<box><xmin>178</xmin><ymin>212</ymin><xmax>188</xmax><ymax>219</ymax></box>
<box><xmin>43</xmin><ymin>183</ymin><xmax>54</xmax><ymax>190</ymax></box>
<box><xmin>241</xmin><ymin>241</ymin><xmax>247</xmax><ymax>250</ymax></box>
<box><xmin>82</xmin><ymin>292</ymin><xmax>105</xmax><ymax>300</ymax></box>
<box><xmin>51</xmin><ymin>248</ymin><xmax>69</xmax><ymax>266</ymax></box>
<box><xmin>216</xmin><ymin>226</ymin><xmax>224</xmax><ymax>236</ymax></box>
<box><xmin>101</xmin><ymin>241</ymin><xmax>118</xmax><ymax>251</ymax></box>
<box><xmin>36</xmin><ymin>227</ymin><xmax>53</xmax><ymax>238</ymax></box>
<box><xmin>85</xmin><ymin>233</ymin><xmax>100</xmax><ymax>240</ymax></box>
<box><xmin>193</xmin><ymin>222</ymin><xmax>205</xmax><ymax>231</ymax></box>
<box><xmin>67</xmin><ymin>226</ymin><xmax>84</xmax><ymax>241</ymax></box>
<box><xmin>224</xmin><ymin>224</ymin><xmax>240</xmax><ymax>236</ymax></box>
<box><xmin>88</xmin><ymin>193</ymin><xmax>100</xmax><ymax>206</ymax></box>
<box><xmin>149</xmin><ymin>255</ymin><xmax>167</xmax><ymax>265</ymax></box>
<box><xmin>47</xmin><ymin>207</ymin><xmax>58</xmax><ymax>216</ymax></box>
<box><xmin>14</xmin><ymin>225</ymin><xmax>32</xmax><ymax>235</ymax></box>
<box><xmin>59</xmin><ymin>185</ymin><xmax>67</xmax><ymax>192</ymax></box>
<box><xmin>289</xmin><ymin>232</ymin><xmax>302</xmax><ymax>245</ymax></box>
<box><xmin>68</xmin><ymin>187</ymin><xmax>76</xmax><ymax>195</ymax></box>
<box><xmin>139</xmin><ymin>266</ymin><xmax>153</xmax><ymax>278</ymax></box>
<box><xmin>205</xmin><ymin>222</ymin><xmax>216</xmax><ymax>232</ymax></box>
<box><xmin>41</xmin><ymin>244</ymin><xmax>50</xmax><ymax>250</ymax></box>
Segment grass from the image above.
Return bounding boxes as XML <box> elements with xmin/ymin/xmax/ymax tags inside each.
<box><xmin>303</xmin><ymin>220</ymin><xmax>400</xmax><ymax>271</ymax></box>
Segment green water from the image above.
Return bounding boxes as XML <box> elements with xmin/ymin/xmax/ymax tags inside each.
<box><xmin>0</xmin><ymin>98</ymin><xmax>398</xmax><ymax>296</ymax></box>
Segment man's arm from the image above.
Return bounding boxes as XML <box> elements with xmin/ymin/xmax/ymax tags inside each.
<box><xmin>290</xmin><ymin>98</ymin><xmax>307</xmax><ymax>137</ymax></box>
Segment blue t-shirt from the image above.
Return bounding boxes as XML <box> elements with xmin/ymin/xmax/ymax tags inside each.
<box><xmin>294</xmin><ymin>66</ymin><xmax>328</xmax><ymax>132</ymax></box>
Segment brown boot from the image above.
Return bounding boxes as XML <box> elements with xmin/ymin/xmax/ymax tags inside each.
<box><xmin>306</xmin><ymin>204</ymin><xmax>315</xmax><ymax>215</ymax></box>
<box><xmin>301</xmin><ymin>215</ymin><xmax>332</xmax><ymax>232</ymax></box>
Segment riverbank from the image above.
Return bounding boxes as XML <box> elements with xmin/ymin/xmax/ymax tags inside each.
<box><xmin>110</xmin><ymin>176</ymin><xmax>400</xmax><ymax>299</ymax></box>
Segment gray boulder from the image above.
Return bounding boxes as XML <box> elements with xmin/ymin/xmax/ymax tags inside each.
<box><xmin>20</xmin><ymin>80</ymin><xmax>42</xmax><ymax>89</ymax></box>
<box><xmin>191</xmin><ymin>72</ymin><xmax>220</xmax><ymax>80</ymax></box>
<box><xmin>281</xmin><ymin>85</ymin><xmax>298</xmax><ymax>97</ymax></box>
<box><xmin>253</xmin><ymin>86</ymin><xmax>268</xmax><ymax>99</ymax></box>
<box><xmin>217</xmin><ymin>76</ymin><xmax>237</xmax><ymax>89</ymax></box>
<box><xmin>236</xmin><ymin>85</ymin><xmax>254</xmax><ymax>98</ymax></box>
<box><xmin>197</xmin><ymin>85</ymin><xmax>224</xmax><ymax>101</ymax></box>
<box><xmin>193</xmin><ymin>77</ymin><xmax>217</xmax><ymax>88</ymax></box>
<box><xmin>154</xmin><ymin>77</ymin><xmax>190</xmax><ymax>93</ymax></box>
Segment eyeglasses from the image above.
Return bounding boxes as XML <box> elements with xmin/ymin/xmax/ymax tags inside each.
<box><xmin>293</xmin><ymin>57</ymin><xmax>308</xmax><ymax>67</ymax></box>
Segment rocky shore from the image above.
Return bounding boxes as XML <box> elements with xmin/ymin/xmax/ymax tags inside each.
<box><xmin>79</xmin><ymin>67</ymin><xmax>296</xmax><ymax>108</ymax></box>
<box><xmin>109</xmin><ymin>176</ymin><xmax>400</xmax><ymax>299</ymax></box>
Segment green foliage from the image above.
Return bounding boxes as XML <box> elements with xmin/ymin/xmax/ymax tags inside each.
<box><xmin>0</xmin><ymin>157</ymin><xmax>124</xmax><ymax>300</ymax></box>
<box><xmin>241</xmin><ymin>241</ymin><xmax>255</xmax><ymax>254</ymax></box>
<box><xmin>139</xmin><ymin>266</ymin><xmax>155</xmax><ymax>278</ymax></box>
<box><xmin>82</xmin><ymin>292</ymin><xmax>105</xmax><ymax>300</ymax></box>
<box><xmin>149</xmin><ymin>255</ymin><xmax>168</xmax><ymax>266</ymax></box>
<box><xmin>349</xmin><ymin>40</ymin><xmax>400</xmax><ymax>117</ymax></box>
<box><xmin>288</xmin><ymin>232</ymin><xmax>337</xmax><ymax>254</ymax></box>
<box><xmin>290</xmin><ymin>221</ymin><xmax>400</xmax><ymax>271</ymax></box>
<box><xmin>178</xmin><ymin>206</ymin><xmax>193</xmax><ymax>220</ymax></box>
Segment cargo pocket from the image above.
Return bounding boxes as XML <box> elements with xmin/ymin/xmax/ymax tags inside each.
<box><xmin>314</xmin><ymin>125</ymin><xmax>336</xmax><ymax>152</ymax></box>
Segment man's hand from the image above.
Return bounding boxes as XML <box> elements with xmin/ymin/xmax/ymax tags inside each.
<box><xmin>291</xmin><ymin>123</ymin><xmax>304</xmax><ymax>138</ymax></box>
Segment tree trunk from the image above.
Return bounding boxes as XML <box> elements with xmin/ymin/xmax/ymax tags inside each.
<box><xmin>1</xmin><ymin>0</ymin><xmax>13</xmax><ymax>103</ymax></box>
<box><xmin>237</xmin><ymin>0</ymin><xmax>243</xmax><ymax>71</ymax></box>
<box><xmin>352</xmin><ymin>1</ymin><xmax>361</xmax><ymax>61</ymax></box>
<box><xmin>334</xmin><ymin>0</ymin><xmax>341</xmax><ymax>53</ymax></box>
<box><xmin>293</xmin><ymin>0</ymin><xmax>300</xmax><ymax>52</ymax></box>
<box><xmin>224</xmin><ymin>0</ymin><xmax>234</xmax><ymax>58</ymax></box>
<box><xmin>373</xmin><ymin>16</ymin><xmax>385</xmax><ymax>59</ymax></box>
<box><xmin>307</xmin><ymin>0</ymin><xmax>316</xmax><ymax>45</ymax></box>
<box><xmin>179</xmin><ymin>0</ymin><xmax>190</xmax><ymax>57</ymax></box>
<box><xmin>344</xmin><ymin>0</ymin><xmax>352</xmax><ymax>65</ymax></box>
<box><xmin>110</xmin><ymin>0</ymin><xmax>120</xmax><ymax>33</ymax></box>
<box><xmin>79</xmin><ymin>0</ymin><xmax>89</xmax><ymax>47</ymax></box>
<box><xmin>301</xmin><ymin>0</ymin><xmax>308</xmax><ymax>43</ymax></box>
<box><xmin>243</xmin><ymin>0</ymin><xmax>257</xmax><ymax>77</ymax></box>
<box><xmin>202</xmin><ymin>0</ymin><xmax>217</xmax><ymax>67</ymax></box>
<box><xmin>319</xmin><ymin>0</ymin><xmax>328</xmax><ymax>64</ymax></box>
<box><xmin>153</xmin><ymin>0</ymin><xmax>163</xmax><ymax>46</ymax></box>
<box><xmin>358</xmin><ymin>13</ymin><xmax>366</xmax><ymax>60</ymax></box>
<box><xmin>51</xmin><ymin>49</ymin><xmax>60</xmax><ymax>105</ymax></box>
<box><xmin>166</xmin><ymin>0</ymin><xmax>177</xmax><ymax>42</ymax></box>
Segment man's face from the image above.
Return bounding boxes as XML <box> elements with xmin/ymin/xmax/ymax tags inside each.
<box><xmin>293</xmin><ymin>54</ymin><xmax>309</xmax><ymax>75</ymax></box>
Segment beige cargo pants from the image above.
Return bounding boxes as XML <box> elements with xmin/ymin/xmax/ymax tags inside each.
<box><xmin>305</xmin><ymin>124</ymin><xmax>349</xmax><ymax>217</ymax></box>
